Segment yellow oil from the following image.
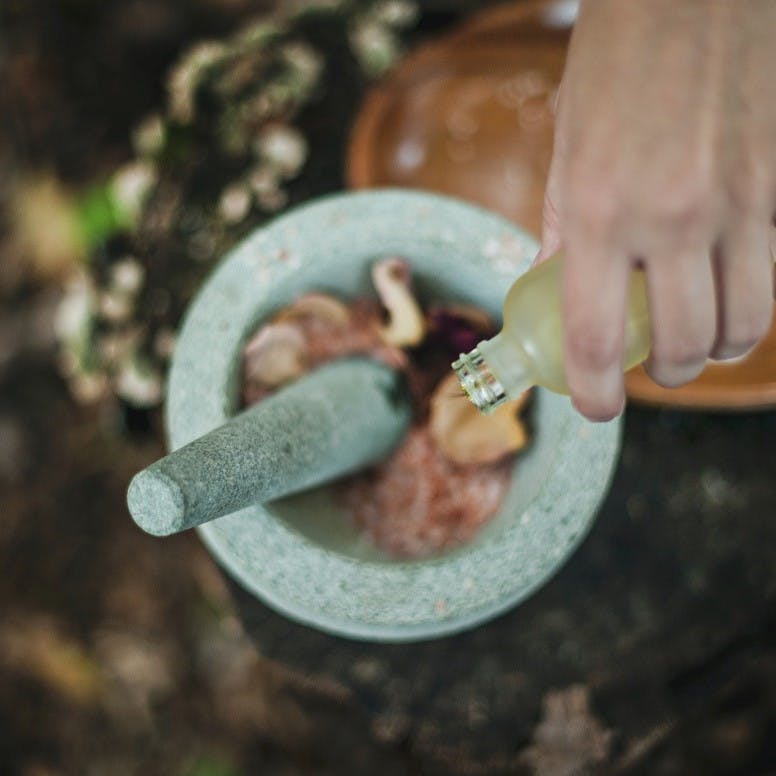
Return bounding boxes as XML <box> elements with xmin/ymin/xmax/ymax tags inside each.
<box><xmin>454</xmin><ymin>253</ymin><xmax>651</xmax><ymax>411</ymax></box>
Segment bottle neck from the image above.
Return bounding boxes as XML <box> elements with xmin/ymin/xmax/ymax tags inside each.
<box><xmin>453</xmin><ymin>331</ymin><xmax>536</xmax><ymax>415</ymax></box>
<box><xmin>452</xmin><ymin>347</ymin><xmax>507</xmax><ymax>414</ymax></box>
<box><xmin>452</xmin><ymin>332</ymin><xmax>533</xmax><ymax>414</ymax></box>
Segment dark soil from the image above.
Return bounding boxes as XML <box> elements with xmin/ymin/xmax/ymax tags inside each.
<box><xmin>3</xmin><ymin>2</ymin><xmax>776</xmax><ymax>775</ymax></box>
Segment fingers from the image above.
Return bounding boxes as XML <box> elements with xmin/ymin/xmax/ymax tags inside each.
<box><xmin>643</xmin><ymin>252</ymin><xmax>717</xmax><ymax>386</ymax></box>
<box><xmin>562</xmin><ymin>239</ymin><xmax>631</xmax><ymax>421</ymax></box>
<box><xmin>711</xmin><ymin>219</ymin><xmax>774</xmax><ymax>360</ymax></box>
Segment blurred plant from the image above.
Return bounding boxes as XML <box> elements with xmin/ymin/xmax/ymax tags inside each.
<box><xmin>182</xmin><ymin>759</ymin><xmax>242</xmax><ymax>776</ymax></box>
<box><xmin>55</xmin><ymin>0</ymin><xmax>419</xmax><ymax>409</ymax></box>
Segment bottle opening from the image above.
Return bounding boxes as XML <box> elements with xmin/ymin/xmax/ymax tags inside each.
<box><xmin>451</xmin><ymin>347</ymin><xmax>508</xmax><ymax>415</ymax></box>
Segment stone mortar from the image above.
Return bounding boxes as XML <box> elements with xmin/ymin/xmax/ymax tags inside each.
<box><xmin>164</xmin><ymin>189</ymin><xmax>622</xmax><ymax>642</ymax></box>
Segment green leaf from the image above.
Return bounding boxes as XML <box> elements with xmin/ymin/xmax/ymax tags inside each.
<box><xmin>75</xmin><ymin>184</ymin><xmax>130</xmax><ymax>250</ymax></box>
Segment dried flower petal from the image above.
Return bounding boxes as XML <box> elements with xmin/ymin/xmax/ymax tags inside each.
<box><xmin>243</xmin><ymin>322</ymin><xmax>309</xmax><ymax>387</ymax></box>
<box><xmin>371</xmin><ymin>257</ymin><xmax>426</xmax><ymax>346</ymax></box>
<box><xmin>274</xmin><ymin>292</ymin><xmax>351</xmax><ymax>327</ymax></box>
<box><xmin>426</xmin><ymin>304</ymin><xmax>494</xmax><ymax>354</ymax></box>
<box><xmin>430</xmin><ymin>373</ymin><xmax>529</xmax><ymax>465</ymax></box>
<box><xmin>285</xmin><ymin>296</ymin><xmax>405</xmax><ymax>370</ymax></box>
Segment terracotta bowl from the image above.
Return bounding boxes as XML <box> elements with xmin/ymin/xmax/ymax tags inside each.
<box><xmin>347</xmin><ymin>0</ymin><xmax>776</xmax><ymax>410</ymax></box>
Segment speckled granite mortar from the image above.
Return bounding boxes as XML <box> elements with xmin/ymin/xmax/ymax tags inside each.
<box><xmin>165</xmin><ymin>189</ymin><xmax>622</xmax><ymax>642</ymax></box>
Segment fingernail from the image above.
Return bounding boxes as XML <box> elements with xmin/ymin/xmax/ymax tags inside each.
<box><xmin>645</xmin><ymin>360</ymin><xmax>706</xmax><ymax>388</ymax></box>
<box><xmin>570</xmin><ymin>376</ymin><xmax>625</xmax><ymax>422</ymax></box>
<box><xmin>710</xmin><ymin>345</ymin><xmax>753</xmax><ymax>362</ymax></box>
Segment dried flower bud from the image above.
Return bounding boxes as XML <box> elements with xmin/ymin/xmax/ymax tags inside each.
<box><xmin>99</xmin><ymin>290</ymin><xmax>133</xmax><ymax>324</ymax></box>
<box><xmin>167</xmin><ymin>41</ymin><xmax>227</xmax><ymax>123</ymax></box>
<box><xmin>100</xmin><ymin>328</ymin><xmax>142</xmax><ymax>363</ymax></box>
<box><xmin>247</xmin><ymin>165</ymin><xmax>280</xmax><ymax>196</ymax></box>
<box><xmin>219</xmin><ymin>183</ymin><xmax>252</xmax><ymax>224</ymax></box>
<box><xmin>132</xmin><ymin>114</ymin><xmax>166</xmax><ymax>158</ymax></box>
<box><xmin>55</xmin><ymin>275</ymin><xmax>95</xmax><ymax>345</ymax></box>
<box><xmin>373</xmin><ymin>0</ymin><xmax>418</xmax><ymax>28</ymax></box>
<box><xmin>254</xmin><ymin>124</ymin><xmax>308</xmax><ymax>179</ymax></box>
<box><xmin>350</xmin><ymin>19</ymin><xmax>400</xmax><ymax>77</ymax></box>
<box><xmin>111</xmin><ymin>161</ymin><xmax>157</xmax><ymax>225</ymax></box>
<box><xmin>110</xmin><ymin>258</ymin><xmax>145</xmax><ymax>296</ymax></box>
<box><xmin>279</xmin><ymin>42</ymin><xmax>323</xmax><ymax>89</ymax></box>
<box><xmin>154</xmin><ymin>328</ymin><xmax>177</xmax><ymax>360</ymax></box>
<box><xmin>255</xmin><ymin>187</ymin><xmax>289</xmax><ymax>213</ymax></box>
<box><xmin>116</xmin><ymin>356</ymin><xmax>163</xmax><ymax>407</ymax></box>
<box><xmin>72</xmin><ymin>372</ymin><xmax>109</xmax><ymax>404</ymax></box>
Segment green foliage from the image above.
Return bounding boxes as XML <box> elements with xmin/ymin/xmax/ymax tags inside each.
<box><xmin>181</xmin><ymin>756</ymin><xmax>242</xmax><ymax>776</ymax></box>
<box><xmin>76</xmin><ymin>184</ymin><xmax>130</xmax><ymax>252</ymax></box>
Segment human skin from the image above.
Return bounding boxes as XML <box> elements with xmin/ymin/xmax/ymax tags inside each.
<box><xmin>537</xmin><ymin>0</ymin><xmax>776</xmax><ymax>420</ymax></box>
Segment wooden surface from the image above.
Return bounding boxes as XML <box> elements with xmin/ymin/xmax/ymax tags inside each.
<box><xmin>625</xmin><ymin>313</ymin><xmax>776</xmax><ymax>409</ymax></box>
<box><xmin>347</xmin><ymin>0</ymin><xmax>776</xmax><ymax>411</ymax></box>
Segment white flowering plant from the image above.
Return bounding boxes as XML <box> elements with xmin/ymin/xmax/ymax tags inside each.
<box><xmin>56</xmin><ymin>0</ymin><xmax>423</xmax><ymax>409</ymax></box>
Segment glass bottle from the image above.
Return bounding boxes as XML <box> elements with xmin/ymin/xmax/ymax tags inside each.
<box><xmin>452</xmin><ymin>253</ymin><xmax>651</xmax><ymax>413</ymax></box>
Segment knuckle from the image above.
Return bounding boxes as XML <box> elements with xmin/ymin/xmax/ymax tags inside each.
<box><xmin>639</xmin><ymin>157</ymin><xmax>717</xmax><ymax>232</ymax></box>
<box><xmin>563</xmin><ymin>164</ymin><xmax>619</xmax><ymax>231</ymax></box>
<box><xmin>581</xmin><ymin>186</ymin><xmax>619</xmax><ymax>229</ymax></box>
<box><xmin>566</xmin><ymin>326</ymin><xmax>620</xmax><ymax>371</ymax></box>
<box><xmin>648</xmin><ymin>184</ymin><xmax>710</xmax><ymax>231</ymax></box>
<box><xmin>725</xmin><ymin>155</ymin><xmax>772</xmax><ymax>214</ymax></box>
<box><xmin>726</xmin><ymin>178</ymin><xmax>759</xmax><ymax>213</ymax></box>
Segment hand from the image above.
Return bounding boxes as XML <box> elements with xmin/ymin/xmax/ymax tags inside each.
<box><xmin>538</xmin><ymin>0</ymin><xmax>776</xmax><ymax>420</ymax></box>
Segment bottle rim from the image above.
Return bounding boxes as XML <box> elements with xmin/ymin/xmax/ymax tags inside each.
<box><xmin>451</xmin><ymin>347</ymin><xmax>508</xmax><ymax>415</ymax></box>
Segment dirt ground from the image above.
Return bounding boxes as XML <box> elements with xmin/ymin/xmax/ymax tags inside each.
<box><xmin>3</xmin><ymin>2</ymin><xmax>776</xmax><ymax>775</ymax></box>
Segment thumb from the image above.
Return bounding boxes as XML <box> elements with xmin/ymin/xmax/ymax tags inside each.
<box><xmin>533</xmin><ymin>80</ymin><xmax>566</xmax><ymax>266</ymax></box>
<box><xmin>533</xmin><ymin>185</ymin><xmax>563</xmax><ymax>266</ymax></box>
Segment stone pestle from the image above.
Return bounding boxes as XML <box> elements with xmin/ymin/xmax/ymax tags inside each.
<box><xmin>127</xmin><ymin>358</ymin><xmax>411</xmax><ymax>536</ymax></box>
